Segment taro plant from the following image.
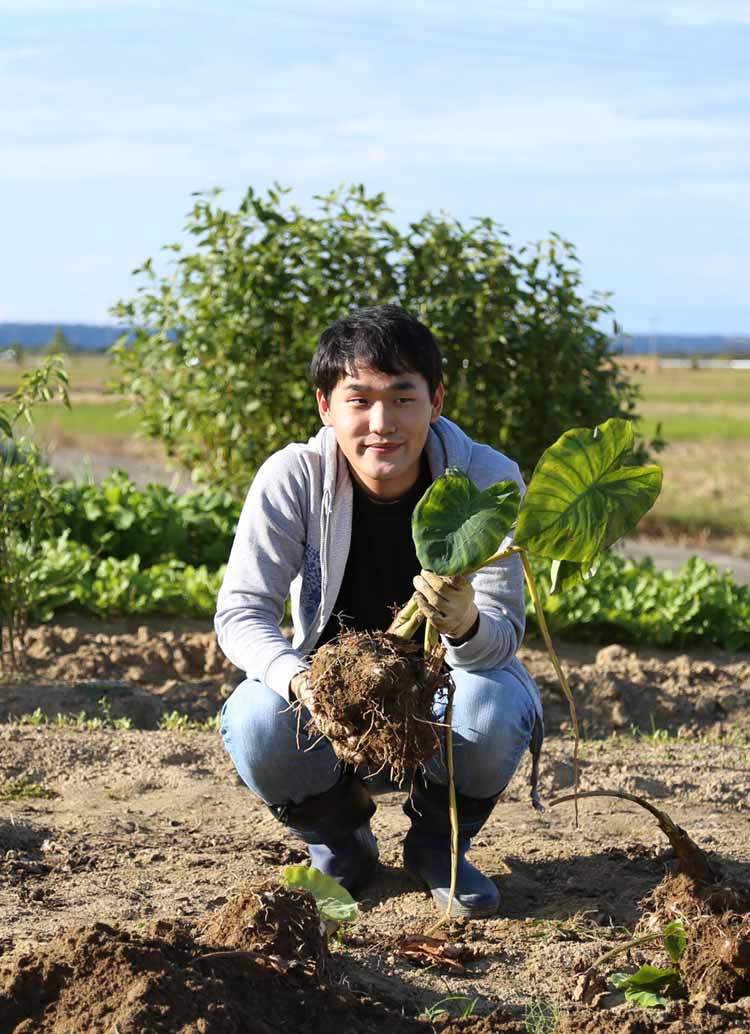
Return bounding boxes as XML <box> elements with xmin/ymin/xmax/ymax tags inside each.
<box><xmin>304</xmin><ymin>417</ymin><xmax>662</xmax><ymax>928</ymax></box>
<box><xmin>386</xmin><ymin>416</ymin><xmax>661</xmax><ymax>926</ymax></box>
<box><xmin>0</xmin><ymin>356</ymin><xmax>70</xmax><ymax>675</ymax></box>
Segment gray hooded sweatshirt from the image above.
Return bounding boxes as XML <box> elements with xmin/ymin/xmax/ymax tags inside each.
<box><xmin>215</xmin><ymin>416</ymin><xmax>543</xmax><ymax>732</ymax></box>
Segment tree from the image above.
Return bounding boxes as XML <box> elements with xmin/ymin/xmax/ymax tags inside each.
<box><xmin>111</xmin><ymin>184</ymin><xmax>646</xmax><ymax>497</ymax></box>
<box><xmin>44</xmin><ymin>327</ymin><xmax>74</xmax><ymax>356</ymax></box>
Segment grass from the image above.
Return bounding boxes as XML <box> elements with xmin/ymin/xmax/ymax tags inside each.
<box><xmin>0</xmin><ymin>353</ymin><xmax>113</xmax><ymax>393</ymax></box>
<box><xmin>30</xmin><ymin>402</ymin><xmax>142</xmax><ymax>437</ymax></box>
<box><xmin>5</xmin><ymin>706</ymin><xmax>219</xmax><ymax>734</ymax></box>
<box><xmin>637</xmin><ymin>439</ymin><xmax>750</xmax><ymax>547</ymax></box>
<box><xmin>624</xmin><ymin>365</ymin><xmax>750</xmax><ymax>552</ymax></box>
<box><xmin>636</xmin><ymin>403</ymin><xmax>750</xmax><ymax>441</ymax></box>
<box><xmin>522</xmin><ymin>997</ymin><xmax>561</xmax><ymax>1034</ymax></box>
<box><xmin>630</xmin><ymin>366</ymin><xmax>750</xmax><ymax>406</ymax></box>
<box><xmin>0</xmin><ymin>777</ymin><xmax>57</xmax><ymax>801</ymax></box>
<box><xmin>420</xmin><ymin>997</ymin><xmax>478</xmax><ymax>1022</ymax></box>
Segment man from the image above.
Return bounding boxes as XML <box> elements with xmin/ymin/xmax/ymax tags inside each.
<box><xmin>216</xmin><ymin>304</ymin><xmax>543</xmax><ymax>918</ymax></box>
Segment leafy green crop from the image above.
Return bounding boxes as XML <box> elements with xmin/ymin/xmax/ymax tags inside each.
<box><xmin>18</xmin><ymin>533</ymin><xmax>748</xmax><ymax>649</ymax></box>
<box><xmin>46</xmin><ymin>469</ymin><xmax>239</xmax><ymax>567</ymax></box>
<box><xmin>516</xmin><ymin>419</ymin><xmax>662</xmax><ymax>564</ymax></box>
<box><xmin>609</xmin><ymin>920</ymin><xmax>687</xmax><ymax>1007</ymax></box>
<box><xmin>27</xmin><ymin>535</ymin><xmax>225</xmax><ymax>621</ymax></box>
<box><xmin>412</xmin><ymin>472</ymin><xmax>519</xmax><ymax>575</ymax></box>
<box><xmin>530</xmin><ymin>553</ymin><xmax>750</xmax><ymax>650</ymax></box>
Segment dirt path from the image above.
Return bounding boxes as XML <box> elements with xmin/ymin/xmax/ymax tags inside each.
<box><xmin>1</xmin><ymin>623</ymin><xmax>750</xmax><ymax>1031</ymax></box>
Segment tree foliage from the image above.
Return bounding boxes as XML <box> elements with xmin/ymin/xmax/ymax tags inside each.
<box><xmin>0</xmin><ymin>356</ymin><xmax>69</xmax><ymax>673</ymax></box>
<box><xmin>111</xmin><ymin>184</ymin><xmax>645</xmax><ymax>496</ymax></box>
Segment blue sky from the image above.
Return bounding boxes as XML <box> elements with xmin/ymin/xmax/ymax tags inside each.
<box><xmin>2</xmin><ymin>0</ymin><xmax>749</xmax><ymax>333</ymax></box>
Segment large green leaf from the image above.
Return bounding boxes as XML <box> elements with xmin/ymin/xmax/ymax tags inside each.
<box><xmin>412</xmin><ymin>468</ymin><xmax>520</xmax><ymax>576</ymax></box>
<box><xmin>515</xmin><ymin>418</ymin><xmax>662</xmax><ymax>563</ymax></box>
<box><xmin>611</xmin><ymin>965</ymin><xmax>683</xmax><ymax>1008</ymax></box>
<box><xmin>282</xmin><ymin>865</ymin><xmax>358</xmax><ymax>923</ymax></box>
<box><xmin>549</xmin><ymin>558</ymin><xmax>600</xmax><ymax>595</ymax></box>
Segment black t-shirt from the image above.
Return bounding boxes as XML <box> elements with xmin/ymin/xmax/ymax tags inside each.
<box><xmin>316</xmin><ymin>452</ymin><xmax>432</xmax><ymax>647</ymax></box>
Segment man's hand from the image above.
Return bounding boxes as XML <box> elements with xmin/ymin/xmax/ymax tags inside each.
<box><xmin>289</xmin><ymin>671</ymin><xmax>366</xmax><ymax>764</ymax></box>
<box><xmin>413</xmin><ymin>570</ymin><xmax>479</xmax><ymax>641</ymax></box>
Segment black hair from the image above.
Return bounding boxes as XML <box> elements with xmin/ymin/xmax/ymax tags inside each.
<box><xmin>310</xmin><ymin>304</ymin><xmax>443</xmax><ymax>400</ymax></box>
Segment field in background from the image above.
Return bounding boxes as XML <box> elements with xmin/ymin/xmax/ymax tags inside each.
<box><xmin>2</xmin><ymin>353</ymin><xmax>749</xmax><ymax>554</ymax></box>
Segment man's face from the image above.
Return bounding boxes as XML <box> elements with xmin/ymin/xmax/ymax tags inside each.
<box><xmin>316</xmin><ymin>365</ymin><xmax>444</xmax><ymax>500</ymax></box>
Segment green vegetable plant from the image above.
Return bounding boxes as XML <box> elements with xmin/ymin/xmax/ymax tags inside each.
<box><xmin>0</xmin><ymin>356</ymin><xmax>69</xmax><ymax>674</ymax></box>
<box><xmin>602</xmin><ymin>919</ymin><xmax>688</xmax><ymax>1007</ymax></box>
<box><xmin>282</xmin><ymin>864</ymin><xmax>359</xmax><ymax>929</ymax></box>
<box><xmin>390</xmin><ymin>417</ymin><xmax>661</xmax><ymax>927</ymax></box>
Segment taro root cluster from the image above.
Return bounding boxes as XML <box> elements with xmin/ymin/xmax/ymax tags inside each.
<box><xmin>304</xmin><ymin>630</ymin><xmax>452</xmax><ymax>781</ymax></box>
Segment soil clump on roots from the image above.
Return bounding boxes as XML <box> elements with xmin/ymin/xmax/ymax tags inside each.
<box><xmin>198</xmin><ymin>881</ymin><xmax>328</xmax><ymax>975</ymax></box>
<box><xmin>306</xmin><ymin>630</ymin><xmax>451</xmax><ymax>779</ymax></box>
<box><xmin>639</xmin><ymin>872</ymin><xmax>750</xmax><ymax>1005</ymax></box>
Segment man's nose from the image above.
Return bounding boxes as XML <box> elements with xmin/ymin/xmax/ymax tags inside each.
<box><xmin>369</xmin><ymin>402</ymin><xmax>396</xmax><ymax>433</ymax></box>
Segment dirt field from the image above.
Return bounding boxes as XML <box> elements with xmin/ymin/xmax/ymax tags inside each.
<box><xmin>2</xmin><ymin>619</ymin><xmax>750</xmax><ymax>1032</ymax></box>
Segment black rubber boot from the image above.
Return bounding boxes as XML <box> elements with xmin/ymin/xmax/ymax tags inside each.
<box><xmin>270</xmin><ymin>772</ymin><xmax>379</xmax><ymax>896</ymax></box>
<box><xmin>403</xmin><ymin>776</ymin><xmax>501</xmax><ymax>918</ymax></box>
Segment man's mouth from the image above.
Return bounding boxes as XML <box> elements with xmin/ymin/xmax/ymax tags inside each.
<box><xmin>366</xmin><ymin>442</ymin><xmax>401</xmax><ymax>453</ymax></box>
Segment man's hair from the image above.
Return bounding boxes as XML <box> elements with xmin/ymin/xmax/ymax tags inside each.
<box><xmin>311</xmin><ymin>304</ymin><xmax>444</xmax><ymax>400</ymax></box>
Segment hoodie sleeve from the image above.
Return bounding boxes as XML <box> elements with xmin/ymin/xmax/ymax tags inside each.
<box><xmin>214</xmin><ymin>449</ymin><xmax>311</xmax><ymax>701</ymax></box>
<box><xmin>441</xmin><ymin>453</ymin><xmax>527</xmax><ymax>672</ymax></box>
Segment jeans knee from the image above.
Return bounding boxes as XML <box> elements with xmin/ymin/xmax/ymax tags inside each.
<box><xmin>439</xmin><ymin>667</ymin><xmax>537</xmax><ymax>798</ymax></box>
<box><xmin>220</xmin><ymin>679</ymin><xmax>292</xmax><ymax>770</ymax></box>
<box><xmin>452</xmin><ymin>669</ymin><xmax>535</xmax><ymax>746</ymax></box>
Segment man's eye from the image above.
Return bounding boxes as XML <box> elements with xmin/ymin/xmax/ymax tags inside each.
<box><xmin>397</xmin><ymin>397</ymin><xmax>415</xmax><ymax>404</ymax></box>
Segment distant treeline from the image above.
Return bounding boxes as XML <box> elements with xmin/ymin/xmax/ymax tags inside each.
<box><xmin>1</xmin><ymin>323</ymin><xmax>749</xmax><ymax>357</ymax></box>
<box><xmin>614</xmin><ymin>333</ymin><xmax>750</xmax><ymax>357</ymax></box>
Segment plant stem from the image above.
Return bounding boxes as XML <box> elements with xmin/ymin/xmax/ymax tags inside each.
<box><xmin>423</xmin><ymin>619</ymin><xmax>459</xmax><ymax>938</ymax></box>
<box><xmin>591</xmin><ymin>930</ymin><xmax>668</xmax><ymax>970</ymax></box>
<box><xmin>388</xmin><ymin>594</ymin><xmax>425</xmax><ymax>639</ymax></box>
<box><xmin>462</xmin><ymin>544</ymin><xmax>516</xmax><ymax>576</ymax></box>
<box><xmin>520</xmin><ymin>550</ymin><xmax>580</xmax><ymax>826</ymax></box>
<box><xmin>547</xmin><ymin>789</ymin><xmax>718</xmax><ymax>883</ymax></box>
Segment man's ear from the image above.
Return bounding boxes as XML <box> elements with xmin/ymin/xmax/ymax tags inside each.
<box><xmin>430</xmin><ymin>383</ymin><xmax>445</xmax><ymax>422</ymax></box>
<box><xmin>316</xmin><ymin>388</ymin><xmax>333</xmax><ymax>426</ymax></box>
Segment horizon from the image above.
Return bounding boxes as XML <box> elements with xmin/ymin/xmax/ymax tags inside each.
<box><xmin>2</xmin><ymin>321</ymin><xmax>750</xmax><ymax>348</ymax></box>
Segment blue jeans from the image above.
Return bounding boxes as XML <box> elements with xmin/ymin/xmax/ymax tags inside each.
<box><xmin>221</xmin><ymin>665</ymin><xmax>538</xmax><ymax>806</ymax></box>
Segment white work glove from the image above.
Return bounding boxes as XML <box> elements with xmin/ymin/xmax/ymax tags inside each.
<box><xmin>289</xmin><ymin>671</ymin><xmax>366</xmax><ymax>764</ymax></box>
<box><xmin>412</xmin><ymin>570</ymin><xmax>479</xmax><ymax>641</ymax></box>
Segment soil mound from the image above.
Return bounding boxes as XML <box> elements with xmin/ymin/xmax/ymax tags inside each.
<box><xmin>555</xmin><ymin>1001</ymin><xmax>750</xmax><ymax>1033</ymax></box>
<box><xmin>5</xmin><ymin>619</ymin><xmax>749</xmax><ymax>738</ymax></box>
<box><xmin>23</xmin><ymin>622</ymin><xmax>234</xmax><ymax>686</ymax></box>
<box><xmin>526</xmin><ymin>642</ymin><xmax>750</xmax><ymax>737</ymax></box>
<box><xmin>0</xmin><ymin>905</ymin><xmax>433</xmax><ymax>1034</ymax></box>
